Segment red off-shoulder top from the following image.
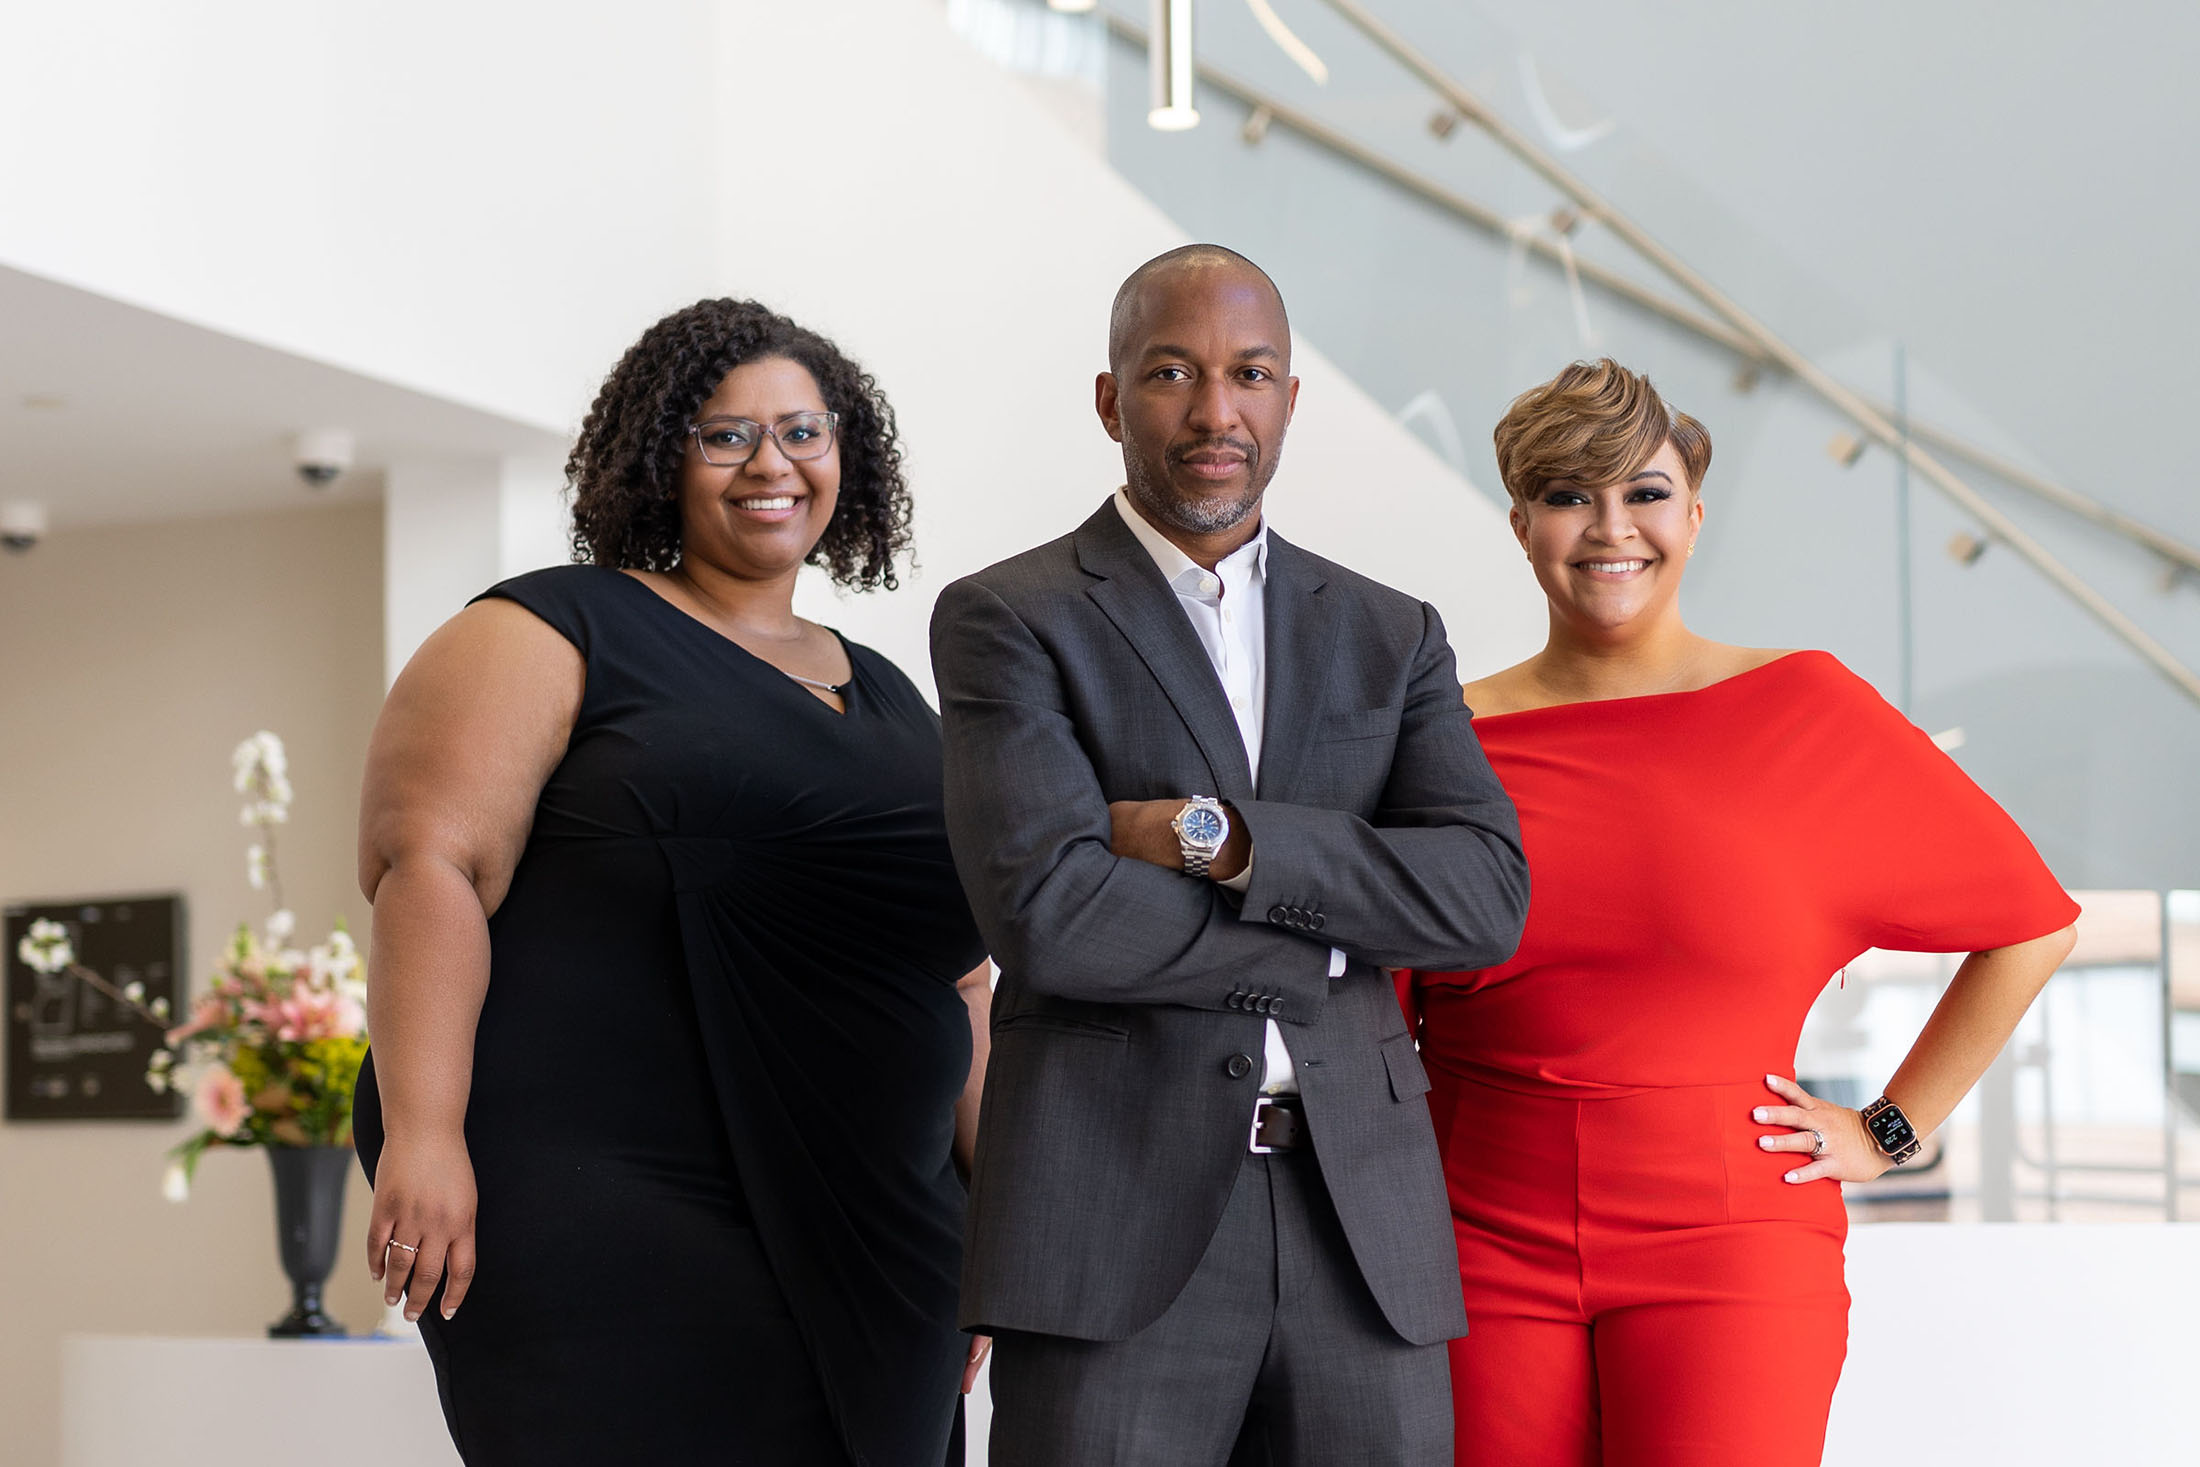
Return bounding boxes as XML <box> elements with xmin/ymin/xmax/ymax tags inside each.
<box><xmin>1407</xmin><ymin>652</ymin><xmax>2080</xmax><ymax>1093</ymax></box>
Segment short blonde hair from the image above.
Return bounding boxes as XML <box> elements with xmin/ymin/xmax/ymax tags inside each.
<box><xmin>1493</xmin><ymin>358</ymin><xmax>1711</xmax><ymax>507</ymax></box>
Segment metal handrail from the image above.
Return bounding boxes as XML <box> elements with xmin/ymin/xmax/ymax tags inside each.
<box><xmin>1092</xmin><ymin>4</ymin><xmax>2200</xmax><ymax>700</ymax></box>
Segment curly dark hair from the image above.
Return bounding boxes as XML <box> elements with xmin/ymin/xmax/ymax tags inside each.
<box><xmin>567</xmin><ymin>299</ymin><xmax>913</xmax><ymax>590</ymax></box>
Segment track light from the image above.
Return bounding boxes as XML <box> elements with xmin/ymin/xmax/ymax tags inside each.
<box><xmin>1826</xmin><ymin>432</ymin><xmax>1868</xmax><ymax>468</ymax></box>
<box><xmin>1148</xmin><ymin>0</ymin><xmax>1199</xmax><ymax>131</ymax></box>
<box><xmin>1429</xmin><ymin>108</ymin><xmax>1461</xmax><ymax>140</ymax></box>
<box><xmin>1241</xmin><ymin>104</ymin><xmax>1274</xmax><ymax>144</ymax></box>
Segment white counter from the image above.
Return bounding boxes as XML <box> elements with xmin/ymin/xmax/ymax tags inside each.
<box><xmin>60</xmin><ymin>1224</ymin><xmax>2195</xmax><ymax>1466</ymax></box>
<box><xmin>62</xmin><ymin>1335</ymin><xmax>462</xmax><ymax>1467</ymax></box>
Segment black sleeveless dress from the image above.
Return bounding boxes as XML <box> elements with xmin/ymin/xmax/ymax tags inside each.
<box><xmin>354</xmin><ymin>565</ymin><xmax>987</xmax><ymax>1466</ymax></box>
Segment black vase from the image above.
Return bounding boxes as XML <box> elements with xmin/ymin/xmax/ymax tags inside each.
<box><xmin>266</xmin><ymin>1145</ymin><xmax>352</xmax><ymax>1338</ymax></box>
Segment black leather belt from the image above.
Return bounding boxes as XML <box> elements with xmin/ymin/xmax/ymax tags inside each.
<box><xmin>1249</xmin><ymin>1095</ymin><xmax>1308</xmax><ymax>1153</ymax></box>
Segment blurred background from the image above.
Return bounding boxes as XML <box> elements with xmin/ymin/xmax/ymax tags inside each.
<box><xmin>2</xmin><ymin>2</ymin><xmax>2193</xmax><ymax>1463</ymax></box>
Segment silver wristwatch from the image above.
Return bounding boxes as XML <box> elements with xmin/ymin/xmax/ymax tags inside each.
<box><xmin>1171</xmin><ymin>796</ymin><xmax>1230</xmax><ymax>878</ymax></box>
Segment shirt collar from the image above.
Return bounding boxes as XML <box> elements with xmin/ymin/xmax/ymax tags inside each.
<box><xmin>1112</xmin><ymin>487</ymin><xmax>1268</xmax><ymax>600</ymax></box>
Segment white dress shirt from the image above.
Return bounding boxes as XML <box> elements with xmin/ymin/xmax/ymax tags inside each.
<box><xmin>1113</xmin><ymin>490</ymin><xmax>1349</xmax><ymax>1095</ymax></box>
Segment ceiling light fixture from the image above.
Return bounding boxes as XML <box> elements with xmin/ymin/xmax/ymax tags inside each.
<box><xmin>1148</xmin><ymin>0</ymin><xmax>1199</xmax><ymax>131</ymax></box>
<box><xmin>1047</xmin><ymin>0</ymin><xmax>1097</xmax><ymax>12</ymax></box>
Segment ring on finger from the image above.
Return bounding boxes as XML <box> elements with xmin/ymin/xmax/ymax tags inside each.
<box><xmin>385</xmin><ymin>1240</ymin><xmax>420</xmax><ymax>1256</ymax></box>
<box><xmin>1808</xmin><ymin>1129</ymin><xmax>1826</xmax><ymax>1158</ymax></box>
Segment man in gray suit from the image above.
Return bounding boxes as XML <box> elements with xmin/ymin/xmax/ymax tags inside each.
<box><xmin>932</xmin><ymin>245</ymin><xmax>1528</xmax><ymax>1464</ymax></box>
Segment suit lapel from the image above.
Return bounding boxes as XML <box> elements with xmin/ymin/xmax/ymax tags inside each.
<box><xmin>1076</xmin><ymin>502</ymin><xmax>1255</xmax><ymax>801</ymax></box>
<box><xmin>1255</xmin><ymin>533</ymin><xmax>1338</xmax><ymax>801</ymax></box>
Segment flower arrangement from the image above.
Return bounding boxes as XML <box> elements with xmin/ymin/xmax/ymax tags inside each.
<box><xmin>14</xmin><ymin>732</ymin><xmax>368</xmax><ymax>1199</ymax></box>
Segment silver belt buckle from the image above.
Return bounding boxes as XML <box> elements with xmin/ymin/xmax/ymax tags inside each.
<box><xmin>1249</xmin><ymin>1095</ymin><xmax>1280</xmax><ymax>1154</ymax></box>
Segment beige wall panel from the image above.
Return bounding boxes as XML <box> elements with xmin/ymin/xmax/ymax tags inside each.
<box><xmin>0</xmin><ymin>502</ymin><xmax>385</xmax><ymax>1467</ymax></box>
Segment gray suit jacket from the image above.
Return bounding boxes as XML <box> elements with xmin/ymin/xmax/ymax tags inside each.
<box><xmin>932</xmin><ymin>499</ymin><xmax>1527</xmax><ymax>1346</ymax></box>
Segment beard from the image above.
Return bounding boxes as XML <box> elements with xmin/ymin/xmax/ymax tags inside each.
<box><xmin>1124</xmin><ymin>431</ymin><xmax>1282</xmax><ymax>538</ymax></box>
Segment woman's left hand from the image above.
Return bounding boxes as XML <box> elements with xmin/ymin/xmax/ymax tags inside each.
<box><xmin>962</xmin><ymin>1334</ymin><xmax>993</xmax><ymax>1394</ymax></box>
<box><xmin>1754</xmin><ymin>1074</ymin><xmax>1890</xmax><ymax>1185</ymax></box>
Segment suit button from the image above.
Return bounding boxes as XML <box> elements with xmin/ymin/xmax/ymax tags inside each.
<box><xmin>1268</xmin><ymin>905</ymin><xmax>1289</xmax><ymax>924</ymax></box>
<box><xmin>1225</xmin><ymin>991</ymin><xmax>1244</xmax><ymax>1010</ymax></box>
<box><xmin>1290</xmin><ymin>906</ymin><xmax>1309</xmax><ymax>925</ymax></box>
<box><xmin>1226</xmin><ymin>1053</ymin><xmax>1254</xmax><ymax>1079</ymax></box>
<box><xmin>1269</xmin><ymin>996</ymin><xmax>1285</xmax><ymax>1016</ymax></box>
<box><xmin>1309</xmin><ymin>913</ymin><xmax>1326</xmax><ymax>932</ymax></box>
<box><xmin>1253</xmin><ymin>995</ymin><xmax>1272</xmax><ymax>1015</ymax></box>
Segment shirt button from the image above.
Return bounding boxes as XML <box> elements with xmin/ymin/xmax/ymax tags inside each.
<box><xmin>1202</xmin><ymin>575</ymin><xmax>1220</xmax><ymax>595</ymax></box>
<box><xmin>1226</xmin><ymin>1053</ymin><xmax>1255</xmax><ymax>1079</ymax></box>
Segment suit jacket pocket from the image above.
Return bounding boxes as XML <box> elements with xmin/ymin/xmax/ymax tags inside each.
<box><xmin>1320</xmin><ymin>706</ymin><xmax>1396</xmax><ymax>742</ymax></box>
<box><xmin>1380</xmin><ymin>1031</ymin><xmax>1432</xmax><ymax>1102</ymax></box>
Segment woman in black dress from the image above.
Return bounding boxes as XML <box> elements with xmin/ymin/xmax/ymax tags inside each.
<box><xmin>352</xmin><ymin>299</ymin><xmax>991</xmax><ymax>1466</ymax></box>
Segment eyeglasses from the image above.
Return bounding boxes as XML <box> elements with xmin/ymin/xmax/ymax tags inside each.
<box><xmin>687</xmin><ymin>411</ymin><xmax>840</xmax><ymax>466</ymax></box>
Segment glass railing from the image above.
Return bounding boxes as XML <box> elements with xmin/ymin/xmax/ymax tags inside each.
<box><xmin>1805</xmin><ymin>890</ymin><xmax>2200</xmax><ymax>1223</ymax></box>
<box><xmin>949</xmin><ymin>2</ymin><xmax>2200</xmax><ymax>1222</ymax></box>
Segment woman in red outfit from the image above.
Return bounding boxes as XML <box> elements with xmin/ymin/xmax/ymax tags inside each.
<box><xmin>1405</xmin><ymin>359</ymin><xmax>2078</xmax><ymax>1467</ymax></box>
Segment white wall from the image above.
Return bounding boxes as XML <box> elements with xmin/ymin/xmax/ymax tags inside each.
<box><xmin>0</xmin><ymin>0</ymin><xmax>720</xmax><ymax>434</ymax></box>
<box><xmin>382</xmin><ymin>455</ymin><xmax>571</xmax><ymax>683</ymax></box>
<box><xmin>0</xmin><ymin>504</ymin><xmax>388</xmax><ymax>1467</ymax></box>
<box><xmin>740</xmin><ymin>0</ymin><xmax>1541</xmax><ymax>689</ymax></box>
<box><xmin>0</xmin><ymin>0</ymin><xmax>1539</xmax><ymax>680</ymax></box>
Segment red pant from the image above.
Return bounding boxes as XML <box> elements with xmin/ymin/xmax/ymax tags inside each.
<box><xmin>1431</xmin><ymin>1066</ymin><xmax>1849</xmax><ymax>1467</ymax></box>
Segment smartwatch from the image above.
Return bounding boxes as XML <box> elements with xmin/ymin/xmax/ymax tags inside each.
<box><xmin>1171</xmin><ymin>796</ymin><xmax>1230</xmax><ymax>878</ymax></box>
<box><xmin>1860</xmin><ymin>1095</ymin><xmax>1923</xmax><ymax>1165</ymax></box>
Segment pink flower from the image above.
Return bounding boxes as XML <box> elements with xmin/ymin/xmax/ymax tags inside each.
<box><xmin>251</xmin><ymin>988</ymin><xmax>364</xmax><ymax>1043</ymax></box>
<box><xmin>165</xmin><ymin>995</ymin><xmax>227</xmax><ymax>1047</ymax></box>
<box><xmin>192</xmin><ymin>1065</ymin><xmax>249</xmax><ymax>1138</ymax></box>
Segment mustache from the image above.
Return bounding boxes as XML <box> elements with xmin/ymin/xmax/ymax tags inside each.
<box><xmin>1168</xmin><ymin>437</ymin><xmax>1257</xmax><ymax>465</ymax></box>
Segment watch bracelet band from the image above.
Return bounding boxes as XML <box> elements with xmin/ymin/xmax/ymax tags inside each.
<box><xmin>1182</xmin><ymin>847</ymin><xmax>1213</xmax><ymax>878</ymax></box>
<box><xmin>1860</xmin><ymin>1094</ymin><xmax>1923</xmax><ymax>1165</ymax></box>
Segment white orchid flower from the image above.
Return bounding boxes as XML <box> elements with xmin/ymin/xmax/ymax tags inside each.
<box><xmin>17</xmin><ymin>919</ymin><xmax>74</xmax><ymax>975</ymax></box>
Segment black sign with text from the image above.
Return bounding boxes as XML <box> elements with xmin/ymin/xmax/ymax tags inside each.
<box><xmin>5</xmin><ymin>895</ymin><xmax>186</xmax><ymax>1121</ymax></box>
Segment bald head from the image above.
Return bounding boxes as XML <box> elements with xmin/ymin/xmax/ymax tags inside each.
<box><xmin>1096</xmin><ymin>244</ymin><xmax>1299</xmax><ymax>557</ymax></box>
<box><xmin>1107</xmin><ymin>244</ymin><xmax>1290</xmax><ymax>377</ymax></box>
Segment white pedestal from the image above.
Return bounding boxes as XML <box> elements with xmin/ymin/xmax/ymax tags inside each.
<box><xmin>1828</xmin><ymin>1223</ymin><xmax>2198</xmax><ymax>1465</ymax></box>
<box><xmin>62</xmin><ymin>1336</ymin><xmax>462</xmax><ymax>1467</ymax></box>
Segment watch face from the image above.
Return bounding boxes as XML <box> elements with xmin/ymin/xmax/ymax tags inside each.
<box><xmin>1181</xmin><ymin>808</ymin><xmax>1226</xmax><ymax>846</ymax></box>
<box><xmin>1869</xmin><ymin>1106</ymin><xmax>1916</xmax><ymax>1152</ymax></box>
